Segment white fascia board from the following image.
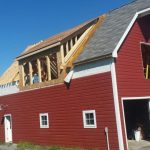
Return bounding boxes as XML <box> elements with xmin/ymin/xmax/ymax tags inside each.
<box><xmin>16</xmin><ymin>42</ymin><xmax>60</xmax><ymax>61</ymax></box>
<box><xmin>73</xmin><ymin>58</ymin><xmax>112</xmax><ymax>79</ymax></box>
<box><xmin>112</xmin><ymin>7</ymin><xmax>150</xmax><ymax>58</ymax></box>
<box><xmin>64</xmin><ymin>58</ymin><xmax>112</xmax><ymax>84</ymax></box>
<box><xmin>111</xmin><ymin>60</ymin><xmax>124</xmax><ymax>150</ymax></box>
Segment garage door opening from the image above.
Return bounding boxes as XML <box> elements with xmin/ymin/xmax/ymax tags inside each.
<box><xmin>123</xmin><ymin>99</ymin><xmax>150</xmax><ymax>140</ymax></box>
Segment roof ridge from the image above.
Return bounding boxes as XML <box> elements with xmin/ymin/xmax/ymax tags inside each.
<box><xmin>75</xmin><ymin>0</ymin><xmax>150</xmax><ymax>64</ymax></box>
<box><xmin>108</xmin><ymin>0</ymin><xmax>140</xmax><ymax>14</ymax></box>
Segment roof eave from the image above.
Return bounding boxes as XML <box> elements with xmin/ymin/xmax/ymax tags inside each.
<box><xmin>16</xmin><ymin>42</ymin><xmax>61</xmax><ymax>61</ymax></box>
<box><xmin>74</xmin><ymin>54</ymin><xmax>112</xmax><ymax>66</ymax></box>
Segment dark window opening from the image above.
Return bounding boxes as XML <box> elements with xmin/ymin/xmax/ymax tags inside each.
<box><xmin>31</xmin><ymin>59</ymin><xmax>39</xmax><ymax>84</ymax></box>
<box><xmin>63</xmin><ymin>43</ymin><xmax>67</xmax><ymax>57</ymax></box>
<box><xmin>24</xmin><ymin>62</ymin><xmax>30</xmax><ymax>86</ymax></box>
<box><xmin>40</xmin><ymin>57</ymin><xmax>48</xmax><ymax>82</ymax></box>
<box><xmin>123</xmin><ymin>99</ymin><xmax>150</xmax><ymax>140</ymax></box>
<box><xmin>141</xmin><ymin>43</ymin><xmax>150</xmax><ymax>79</ymax></box>
<box><xmin>49</xmin><ymin>53</ymin><xmax>58</xmax><ymax>80</ymax></box>
<box><xmin>72</xmin><ymin>37</ymin><xmax>75</xmax><ymax>46</ymax></box>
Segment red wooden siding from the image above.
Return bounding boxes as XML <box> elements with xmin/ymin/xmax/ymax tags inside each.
<box><xmin>0</xmin><ymin>72</ymin><xmax>118</xmax><ymax>150</ymax></box>
<box><xmin>116</xmin><ymin>15</ymin><xmax>150</xmax><ymax>150</ymax></box>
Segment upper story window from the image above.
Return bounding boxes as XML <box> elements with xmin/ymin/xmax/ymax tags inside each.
<box><xmin>141</xmin><ymin>43</ymin><xmax>150</xmax><ymax>79</ymax></box>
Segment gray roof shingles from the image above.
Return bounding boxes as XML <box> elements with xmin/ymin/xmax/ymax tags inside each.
<box><xmin>75</xmin><ymin>0</ymin><xmax>150</xmax><ymax>64</ymax></box>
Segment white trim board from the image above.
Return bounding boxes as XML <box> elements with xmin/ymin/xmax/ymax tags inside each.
<box><xmin>121</xmin><ymin>100</ymin><xmax>128</xmax><ymax>149</ymax></box>
<box><xmin>122</xmin><ymin>96</ymin><xmax>150</xmax><ymax>100</ymax></box>
<box><xmin>112</xmin><ymin>7</ymin><xmax>150</xmax><ymax>57</ymax></box>
<box><xmin>72</xmin><ymin>58</ymin><xmax>112</xmax><ymax>79</ymax></box>
<box><xmin>111</xmin><ymin>60</ymin><xmax>124</xmax><ymax>150</ymax></box>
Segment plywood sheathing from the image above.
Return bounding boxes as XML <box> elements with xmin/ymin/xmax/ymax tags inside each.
<box><xmin>17</xmin><ymin>19</ymin><xmax>97</xmax><ymax>59</ymax></box>
<box><xmin>0</xmin><ymin>61</ymin><xmax>19</xmax><ymax>85</ymax></box>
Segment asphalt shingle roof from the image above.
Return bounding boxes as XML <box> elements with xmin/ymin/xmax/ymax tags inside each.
<box><xmin>75</xmin><ymin>0</ymin><xmax>150</xmax><ymax>64</ymax></box>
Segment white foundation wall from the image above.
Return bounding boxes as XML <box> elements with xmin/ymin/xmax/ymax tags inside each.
<box><xmin>0</xmin><ymin>82</ymin><xmax>19</xmax><ymax>96</ymax></box>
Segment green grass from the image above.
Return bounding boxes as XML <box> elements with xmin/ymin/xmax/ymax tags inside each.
<box><xmin>17</xmin><ymin>142</ymin><xmax>36</xmax><ymax>150</ymax></box>
<box><xmin>0</xmin><ymin>140</ymin><xmax>4</xmax><ymax>145</ymax></box>
<box><xmin>16</xmin><ymin>142</ymin><xmax>82</xmax><ymax>150</ymax></box>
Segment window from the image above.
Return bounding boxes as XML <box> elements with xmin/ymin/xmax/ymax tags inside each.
<box><xmin>39</xmin><ymin>113</ymin><xmax>49</xmax><ymax>128</ymax></box>
<box><xmin>82</xmin><ymin>110</ymin><xmax>97</xmax><ymax>128</ymax></box>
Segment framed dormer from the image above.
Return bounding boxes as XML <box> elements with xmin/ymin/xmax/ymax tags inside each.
<box><xmin>17</xmin><ymin>45</ymin><xmax>64</xmax><ymax>90</ymax></box>
<box><xmin>16</xmin><ymin>16</ymin><xmax>105</xmax><ymax>91</ymax></box>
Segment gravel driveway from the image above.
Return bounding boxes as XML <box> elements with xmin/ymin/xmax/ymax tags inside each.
<box><xmin>0</xmin><ymin>144</ymin><xmax>17</xmax><ymax>150</ymax></box>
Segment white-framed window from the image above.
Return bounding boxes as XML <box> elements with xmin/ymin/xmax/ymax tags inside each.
<box><xmin>39</xmin><ymin>113</ymin><xmax>49</xmax><ymax>128</ymax></box>
<box><xmin>82</xmin><ymin>110</ymin><xmax>97</xmax><ymax>128</ymax></box>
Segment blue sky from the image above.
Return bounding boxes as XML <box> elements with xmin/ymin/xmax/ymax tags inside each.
<box><xmin>0</xmin><ymin>0</ymin><xmax>132</xmax><ymax>76</ymax></box>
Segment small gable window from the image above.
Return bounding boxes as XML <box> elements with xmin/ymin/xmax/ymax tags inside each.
<box><xmin>141</xmin><ymin>43</ymin><xmax>150</xmax><ymax>79</ymax></box>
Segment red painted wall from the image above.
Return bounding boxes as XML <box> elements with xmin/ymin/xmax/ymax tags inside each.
<box><xmin>116</xmin><ymin>15</ymin><xmax>150</xmax><ymax>150</ymax></box>
<box><xmin>0</xmin><ymin>72</ymin><xmax>118</xmax><ymax>150</ymax></box>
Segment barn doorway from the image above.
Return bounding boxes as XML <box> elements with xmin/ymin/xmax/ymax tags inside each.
<box><xmin>123</xmin><ymin>99</ymin><xmax>150</xmax><ymax>141</ymax></box>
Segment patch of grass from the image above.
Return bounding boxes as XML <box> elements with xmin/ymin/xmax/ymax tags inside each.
<box><xmin>47</xmin><ymin>146</ymin><xmax>62</xmax><ymax>150</ymax></box>
<box><xmin>16</xmin><ymin>142</ymin><xmax>82</xmax><ymax>150</ymax></box>
<box><xmin>17</xmin><ymin>141</ymin><xmax>36</xmax><ymax>150</ymax></box>
<box><xmin>0</xmin><ymin>140</ymin><xmax>4</xmax><ymax>145</ymax></box>
<box><xmin>46</xmin><ymin>146</ymin><xmax>82</xmax><ymax>150</ymax></box>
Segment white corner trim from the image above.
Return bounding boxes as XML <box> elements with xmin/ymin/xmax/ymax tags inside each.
<box><xmin>111</xmin><ymin>60</ymin><xmax>124</xmax><ymax>150</ymax></box>
<box><xmin>112</xmin><ymin>7</ymin><xmax>150</xmax><ymax>57</ymax></box>
<box><xmin>121</xmin><ymin>99</ymin><xmax>128</xmax><ymax>149</ymax></box>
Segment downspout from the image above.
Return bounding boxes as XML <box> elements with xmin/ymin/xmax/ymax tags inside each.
<box><xmin>105</xmin><ymin>127</ymin><xmax>110</xmax><ymax>150</ymax></box>
<box><xmin>111</xmin><ymin>59</ymin><xmax>124</xmax><ymax>150</ymax></box>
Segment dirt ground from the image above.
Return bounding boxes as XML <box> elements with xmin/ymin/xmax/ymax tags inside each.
<box><xmin>0</xmin><ymin>144</ymin><xmax>17</xmax><ymax>150</ymax></box>
<box><xmin>128</xmin><ymin>140</ymin><xmax>150</xmax><ymax>150</ymax></box>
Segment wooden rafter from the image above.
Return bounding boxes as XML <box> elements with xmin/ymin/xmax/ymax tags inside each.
<box><xmin>60</xmin><ymin>14</ymin><xmax>106</xmax><ymax>69</ymax></box>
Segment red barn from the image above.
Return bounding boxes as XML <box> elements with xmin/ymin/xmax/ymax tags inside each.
<box><xmin>0</xmin><ymin>0</ymin><xmax>150</xmax><ymax>149</ymax></box>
